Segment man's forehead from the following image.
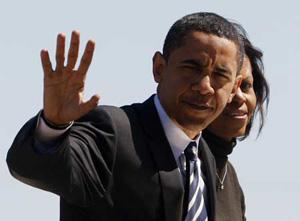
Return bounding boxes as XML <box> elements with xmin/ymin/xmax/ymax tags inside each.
<box><xmin>178</xmin><ymin>33</ymin><xmax>235</xmax><ymax>63</ymax></box>
<box><xmin>183</xmin><ymin>31</ymin><xmax>237</xmax><ymax>50</ymax></box>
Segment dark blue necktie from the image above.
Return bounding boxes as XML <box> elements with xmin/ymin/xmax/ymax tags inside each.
<box><xmin>184</xmin><ymin>141</ymin><xmax>208</xmax><ymax>221</ymax></box>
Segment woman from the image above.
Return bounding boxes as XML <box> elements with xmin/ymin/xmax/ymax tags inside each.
<box><xmin>203</xmin><ymin>25</ymin><xmax>270</xmax><ymax>221</ymax></box>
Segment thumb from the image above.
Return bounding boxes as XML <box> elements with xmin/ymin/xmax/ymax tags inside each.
<box><xmin>80</xmin><ymin>94</ymin><xmax>100</xmax><ymax>115</ymax></box>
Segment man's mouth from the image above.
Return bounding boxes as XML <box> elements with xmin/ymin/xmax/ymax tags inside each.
<box><xmin>184</xmin><ymin>101</ymin><xmax>213</xmax><ymax>111</ymax></box>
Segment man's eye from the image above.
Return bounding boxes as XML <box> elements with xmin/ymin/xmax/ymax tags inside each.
<box><xmin>213</xmin><ymin>71</ymin><xmax>230</xmax><ymax>80</ymax></box>
<box><xmin>182</xmin><ymin>66</ymin><xmax>199</xmax><ymax>71</ymax></box>
<box><xmin>181</xmin><ymin>66</ymin><xmax>205</xmax><ymax>75</ymax></box>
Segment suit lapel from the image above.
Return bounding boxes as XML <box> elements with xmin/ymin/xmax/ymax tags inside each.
<box><xmin>138</xmin><ymin>95</ymin><xmax>184</xmax><ymax>221</ymax></box>
<box><xmin>199</xmin><ymin>138</ymin><xmax>216</xmax><ymax>221</ymax></box>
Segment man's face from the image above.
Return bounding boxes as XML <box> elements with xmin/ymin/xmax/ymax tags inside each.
<box><xmin>153</xmin><ymin>31</ymin><xmax>239</xmax><ymax>138</ymax></box>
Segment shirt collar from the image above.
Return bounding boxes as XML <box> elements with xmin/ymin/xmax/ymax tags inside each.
<box><xmin>154</xmin><ymin>94</ymin><xmax>201</xmax><ymax>164</ymax></box>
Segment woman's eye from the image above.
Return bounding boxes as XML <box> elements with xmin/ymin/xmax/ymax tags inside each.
<box><xmin>241</xmin><ymin>82</ymin><xmax>253</xmax><ymax>92</ymax></box>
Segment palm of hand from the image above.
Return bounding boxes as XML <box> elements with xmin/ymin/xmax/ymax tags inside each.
<box><xmin>41</xmin><ymin>31</ymin><xmax>99</xmax><ymax>125</ymax></box>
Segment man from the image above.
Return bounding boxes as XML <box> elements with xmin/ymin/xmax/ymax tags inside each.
<box><xmin>7</xmin><ymin>12</ymin><xmax>244</xmax><ymax>221</ymax></box>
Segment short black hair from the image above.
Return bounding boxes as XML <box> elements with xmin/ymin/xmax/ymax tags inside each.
<box><xmin>233</xmin><ymin>23</ymin><xmax>270</xmax><ymax>140</ymax></box>
<box><xmin>163</xmin><ymin>12</ymin><xmax>245</xmax><ymax>74</ymax></box>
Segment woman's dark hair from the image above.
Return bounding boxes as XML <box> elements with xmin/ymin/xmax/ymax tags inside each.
<box><xmin>233</xmin><ymin>23</ymin><xmax>270</xmax><ymax>140</ymax></box>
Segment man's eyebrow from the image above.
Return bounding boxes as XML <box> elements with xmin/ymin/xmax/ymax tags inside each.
<box><xmin>181</xmin><ymin>59</ymin><xmax>206</xmax><ymax>67</ymax></box>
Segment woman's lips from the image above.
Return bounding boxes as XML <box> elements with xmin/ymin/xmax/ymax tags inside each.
<box><xmin>225</xmin><ymin>109</ymin><xmax>248</xmax><ymax>119</ymax></box>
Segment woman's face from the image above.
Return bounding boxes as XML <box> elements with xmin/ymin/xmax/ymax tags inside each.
<box><xmin>207</xmin><ymin>56</ymin><xmax>257</xmax><ymax>140</ymax></box>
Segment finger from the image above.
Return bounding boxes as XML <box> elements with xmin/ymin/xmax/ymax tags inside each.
<box><xmin>78</xmin><ymin>40</ymin><xmax>95</xmax><ymax>77</ymax></box>
<box><xmin>66</xmin><ymin>30</ymin><xmax>80</xmax><ymax>70</ymax></box>
<box><xmin>55</xmin><ymin>33</ymin><xmax>66</xmax><ymax>72</ymax></box>
<box><xmin>40</xmin><ymin>49</ymin><xmax>53</xmax><ymax>76</ymax></box>
<box><xmin>80</xmin><ymin>94</ymin><xmax>100</xmax><ymax>115</ymax></box>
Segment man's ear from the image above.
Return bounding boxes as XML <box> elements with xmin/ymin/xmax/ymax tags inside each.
<box><xmin>152</xmin><ymin>51</ymin><xmax>166</xmax><ymax>83</ymax></box>
<box><xmin>228</xmin><ymin>75</ymin><xmax>242</xmax><ymax>103</ymax></box>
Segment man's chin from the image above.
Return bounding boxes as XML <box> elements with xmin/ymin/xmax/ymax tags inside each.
<box><xmin>178</xmin><ymin>117</ymin><xmax>209</xmax><ymax>132</ymax></box>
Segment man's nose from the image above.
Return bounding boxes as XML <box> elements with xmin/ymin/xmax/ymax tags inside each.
<box><xmin>191</xmin><ymin>75</ymin><xmax>214</xmax><ymax>95</ymax></box>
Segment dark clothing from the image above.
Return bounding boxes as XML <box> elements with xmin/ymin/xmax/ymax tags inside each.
<box><xmin>7</xmin><ymin>96</ymin><xmax>217</xmax><ymax>221</ymax></box>
<box><xmin>203</xmin><ymin>130</ymin><xmax>246</xmax><ymax>221</ymax></box>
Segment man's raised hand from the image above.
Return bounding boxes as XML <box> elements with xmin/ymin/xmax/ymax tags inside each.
<box><xmin>41</xmin><ymin>31</ymin><xmax>99</xmax><ymax>126</ymax></box>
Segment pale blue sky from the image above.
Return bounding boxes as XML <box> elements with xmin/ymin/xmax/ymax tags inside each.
<box><xmin>1</xmin><ymin>1</ymin><xmax>299</xmax><ymax>220</ymax></box>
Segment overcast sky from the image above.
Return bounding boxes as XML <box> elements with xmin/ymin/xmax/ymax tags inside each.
<box><xmin>1</xmin><ymin>0</ymin><xmax>299</xmax><ymax>220</ymax></box>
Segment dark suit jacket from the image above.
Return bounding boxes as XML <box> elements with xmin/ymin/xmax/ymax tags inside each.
<box><xmin>7</xmin><ymin>96</ymin><xmax>216</xmax><ymax>221</ymax></box>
